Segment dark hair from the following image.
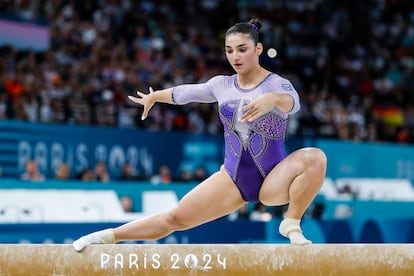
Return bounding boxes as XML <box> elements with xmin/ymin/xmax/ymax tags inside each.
<box><xmin>225</xmin><ymin>19</ymin><xmax>262</xmax><ymax>44</ymax></box>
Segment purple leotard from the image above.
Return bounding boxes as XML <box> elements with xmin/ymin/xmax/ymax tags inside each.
<box><xmin>172</xmin><ymin>73</ymin><xmax>300</xmax><ymax>202</ymax></box>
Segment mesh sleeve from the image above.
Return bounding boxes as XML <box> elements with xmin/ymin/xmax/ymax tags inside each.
<box><xmin>266</xmin><ymin>76</ymin><xmax>300</xmax><ymax>115</ymax></box>
<box><xmin>172</xmin><ymin>77</ymin><xmax>220</xmax><ymax>105</ymax></box>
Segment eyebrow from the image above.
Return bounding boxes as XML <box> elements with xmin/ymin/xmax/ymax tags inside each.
<box><xmin>225</xmin><ymin>43</ymin><xmax>248</xmax><ymax>49</ymax></box>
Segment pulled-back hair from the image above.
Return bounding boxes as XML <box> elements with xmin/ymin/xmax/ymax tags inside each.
<box><xmin>225</xmin><ymin>19</ymin><xmax>262</xmax><ymax>44</ymax></box>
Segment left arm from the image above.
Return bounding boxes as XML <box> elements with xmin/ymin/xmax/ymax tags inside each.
<box><xmin>240</xmin><ymin>92</ymin><xmax>296</xmax><ymax>122</ymax></box>
<box><xmin>240</xmin><ymin>76</ymin><xmax>300</xmax><ymax>122</ymax></box>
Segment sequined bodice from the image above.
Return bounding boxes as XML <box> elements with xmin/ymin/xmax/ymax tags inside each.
<box><xmin>220</xmin><ymin>100</ymin><xmax>287</xmax><ymax>146</ymax></box>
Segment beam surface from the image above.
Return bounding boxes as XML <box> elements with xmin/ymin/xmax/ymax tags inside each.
<box><xmin>0</xmin><ymin>244</ymin><xmax>413</xmax><ymax>275</ymax></box>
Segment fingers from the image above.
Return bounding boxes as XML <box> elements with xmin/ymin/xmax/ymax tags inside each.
<box><xmin>142</xmin><ymin>107</ymin><xmax>148</xmax><ymax>120</ymax></box>
<box><xmin>240</xmin><ymin>103</ymin><xmax>262</xmax><ymax>122</ymax></box>
<box><xmin>128</xmin><ymin>89</ymin><xmax>148</xmax><ymax>104</ymax></box>
<box><xmin>141</xmin><ymin>103</ymin><xmax>154</xmax><ymax>120</ymax></box>
<box><xmin>240</xmin><ymin>103</ymin><xmax>252</xmax><ymax>112</ymax></box>
<box><xmin>129</xmin><ymin>87</ymin><xmax>155</xmax><ymax>120</ymax></box>
<box><xmin>240</xmin><ymin>109</ymin><xmax>261</xmax><ymax>122</ymax></box>
<box><xmin>128</xmin><ymin>89</ymin><xmax>145</xmax><ymax>102</ymax></box>
<box><xmin>128</xmin><ymin>95</ymin><xmax>140</xmax><ymax>103</ymax></box>
<box><xmin>131</xmin><ymin>87</ymin><xmax>153</xmax><ymax>100</ymax></box>
<box><xmin>136</xmin><ymin>91</ymin><xmax>145</xmax><ymax>97</ymax></box>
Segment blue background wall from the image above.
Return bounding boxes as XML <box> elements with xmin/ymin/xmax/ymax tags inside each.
<box><xmin>316</xmin><ymin>139</ymin><xmax>414</xmax><ymax>181</ymax></box>
<box><xmin>3</xmin><ymin>121</ymin><xmax>414</xmax><ymax>181</ymax></box>
<box><xmin>0</xmin><ymin>121</ymin><xmax>224</xmax><ymax>178</ymax></box>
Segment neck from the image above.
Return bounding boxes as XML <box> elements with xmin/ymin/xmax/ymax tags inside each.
<box><xmin>237</xmin><ymin>67</ymin><xmax>270</xmax><ymax>88</ymax></box>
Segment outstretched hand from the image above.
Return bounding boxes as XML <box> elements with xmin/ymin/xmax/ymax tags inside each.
<box><xmin>128</xmin><ymin>87</ymin><xmax>155</xmax><ymax>120</ymax></box>
<box><xmin>239</xmin><ymin>93</ymin><xmax>277</xmax><ymax>122</ymax></box>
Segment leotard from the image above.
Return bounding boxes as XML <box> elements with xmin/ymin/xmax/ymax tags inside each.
<box><xmin>172</xmin><ymin>73</ymin><xmax>300</xmax><ymax>202</ymax></box>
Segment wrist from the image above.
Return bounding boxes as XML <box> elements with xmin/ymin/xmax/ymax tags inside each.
<box><xmin>272</xmin><ymin>93</ymin><xmax>293</xmax><ymax>113</ymax></box>
<box><xmin>152</xmin><ymin>88</ymin><xmax>174</xmax><ymax>105</ymax></box>
<box><xmin>269</xmin><ymin>93</ymin><xmax>280</xmax><ymax>108</ymax></box>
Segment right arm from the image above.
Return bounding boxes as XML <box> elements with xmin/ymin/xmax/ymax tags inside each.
<box><xmin>128</xmin><ymin>77</ymin><xmax>219</xmax><ymax>120</ymax></box>
<box><xmin>128</xmin><ymin>87</ymin><xmax>174</xmax><ymax>120</ymax></box>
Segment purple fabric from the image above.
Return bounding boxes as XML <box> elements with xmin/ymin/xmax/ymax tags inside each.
<box><xmin>172</xmin><ymin>73</ymin><xmax>300</xmax><ymax>202</ymax></box>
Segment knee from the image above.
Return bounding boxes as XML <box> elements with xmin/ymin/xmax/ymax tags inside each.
<box><xmin>302</xmin><ymin>147</ymin><xmax>327</xmax><ymax>172</ymax></box>
<box><xmin>164</xmin><ymin>208</ymin><xmax>191</xmax><ymax>231</ymax></box>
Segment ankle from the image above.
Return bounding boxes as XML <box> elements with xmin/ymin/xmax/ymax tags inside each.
<box><xmin>279</xmin><ymin>218</ymin><xmax>301</xmax><ymax>238</ymax></box>
<box><xmin>288</xmin><ymin>231</ymin><xmax>312</xmax><ymax>245</ymax></box>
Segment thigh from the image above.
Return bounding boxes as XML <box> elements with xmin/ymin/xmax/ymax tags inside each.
<box><xmin>258</xmin><ymin>148</ymin><xmax>309</xmax><ymax>205</ymax></box>
<box><xmin>171</xmin><ymin>166</ymin><xmax>246</xmax><ymax>228</ymax></box>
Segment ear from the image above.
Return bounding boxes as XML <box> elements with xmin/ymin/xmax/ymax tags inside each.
<box><xmin>256</xmin><ymin>43</ymin><xmax>263</xmax><ymax>56</ymax></box>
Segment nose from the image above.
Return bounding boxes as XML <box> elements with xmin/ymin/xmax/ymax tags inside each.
<box><xmin>232</xmin><ymin>52</ymin><xmax>240</xmax><ymax>62</ymax></box>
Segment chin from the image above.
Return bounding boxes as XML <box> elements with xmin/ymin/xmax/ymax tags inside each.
<box><xmin>233</xmin><ymin>67</ymin><xmax>244</xmax><ymax>73</ymax></box>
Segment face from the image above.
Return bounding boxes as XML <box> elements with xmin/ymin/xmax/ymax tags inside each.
<box><xmin>26</xmin><ymin>161</ymin><xmax>37</xmax><ymax>173</ymax></box>
<box><xmin>225</xmin><ymin>33</ymin><xmax>262</xmax><ymax>74</ymax></box>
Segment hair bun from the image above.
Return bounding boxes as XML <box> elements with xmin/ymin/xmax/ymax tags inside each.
<box><xmin>248</xmin><ymin>19</ymin><xmax>262</xmax><ymax>32</ymax></box>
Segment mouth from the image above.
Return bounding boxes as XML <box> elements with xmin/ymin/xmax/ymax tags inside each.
<box><xmin>233</xmin><ymin>63</ymin><xmax>242</xmax><ymax>69</ymax></box>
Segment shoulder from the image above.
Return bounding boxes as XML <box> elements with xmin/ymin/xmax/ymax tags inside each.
<box><xmin>207</xmin><ymin>74</ymin><xmax>233</xmax><ymax>84</ymax></box>
<box><xmin>266</xmin><ymin>73</ymin><xmax>296</xmax><ymax>92</ymax></box>
<box><xmin>267</xmin><ymin>73</ymin><xmax>290</xmax><ymax>83</ymax></box>
<box><xmin>205</xmin><ymin>74</ymin><xmax>235</xmax><ymax>89</ymax></box>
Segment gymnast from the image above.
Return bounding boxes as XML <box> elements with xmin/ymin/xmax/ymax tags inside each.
<box><xmin>73</xmin><ymin>18</ymin><xmax>327</xmax><ymax>251</ymax></box>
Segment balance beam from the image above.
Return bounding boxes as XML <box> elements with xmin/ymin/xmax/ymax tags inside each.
<box><xmin>0</xmin><ymin>244</ymin><xmax>413</xmax><ymax>275</ymax></box>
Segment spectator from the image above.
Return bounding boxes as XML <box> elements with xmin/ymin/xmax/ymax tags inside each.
<box><xmin>119</xmin><ymin>163</ymin><xmax>135</xmax><ymax>181</ymax></box>
<box><xmin>76</xmin><ymin>168</ymin><xmax>94</xmax><ymax>181</ymax></box>
<box><xmin>338</xmin><ymin>184</ymin><xmax>357</xmax><ymax>199</ymax></box>
<box><xmin>335</xmin><ymin>184</ymin><xmax>357</xmax><ymax>219</ymax></box>
<box><xmin>120</xmin><ymin>195</ymin><xmax>134</xmax><ymax>213</ymax></box>
<box><xmin>55</xmin><ymin>163</ymin><xmax>71</xmax><ymax>180</ymax></box>
<box><xmin>150</xmin><ymin>165</ymin><xmax>172</xmax><ymax>185</ymax></box>
<box><xmin>20</xmin><ymin>160</ymin><xmax>45</xmax><ymax>181</ymax></box>
<box><xmin>192</xmin><ymin>166</ymin><xmax>208</xmax><ymax>182</ymax></box>
<box><xmin>176</xmin><ymin>169</ymin><xmax>194</xmax><ymax>183</ymax></box>
<box><xmin>93</xmin><ymin>161</ymin><xmax>110</xmax><ymax>182</ymax></box>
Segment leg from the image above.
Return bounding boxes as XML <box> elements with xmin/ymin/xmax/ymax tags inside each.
<box><xmin>259</xmin><ymin>147</ymin><xmax>327</xmax><ymax>244</ymax></box>
<box><xmin>73</xmin><ymin>166</ymin><xmax>245</xmax><ymax>251</ymax></box>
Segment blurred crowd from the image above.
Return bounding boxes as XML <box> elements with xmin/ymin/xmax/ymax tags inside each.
<box><xmin>19</xmin><ymin>158</ymin><xmax>207</xmax><ymax>184</ymax></box>
<box><xmin>0</xmin><ymin>0</ymin><xmax>414</xmax><ymax>144</ymax></box>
